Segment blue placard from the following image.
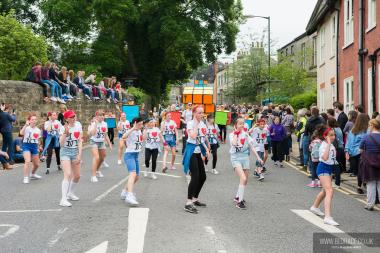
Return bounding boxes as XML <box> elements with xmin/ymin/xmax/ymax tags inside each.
<box><xmin>105</xmin><ymin>118</ymin><xmax>117</xmax><ymax>128</ymax></box>
<box><xmin>122</xmin><ymin>105</ymin><xmax>139</xmax><ymax>122</ymax></box>
<box><xmin>245</xmin><ymin>119</ymin><xmax>253</xmax><ymax>129</ymax></box>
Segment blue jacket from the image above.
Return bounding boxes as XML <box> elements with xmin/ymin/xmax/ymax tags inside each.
<box><xmin>0</xmin><ymin>111</ymin><xmax>16</xmax><ymax>133</ymax></box>
<box><xmin>345</xmin><ymin>131</ymin><xmax>366</xmax><ymax>156</ymax></box>
<box><xmin>182</xmin><ymin>143</ymin><xmax>207</xmax><ymax>174</ymax></box>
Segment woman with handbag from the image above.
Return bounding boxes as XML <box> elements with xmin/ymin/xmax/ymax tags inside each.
<box><xmin>359</xmin><ymin>119</ymin><xmax>380</xmax><ymax>211</ymax></box>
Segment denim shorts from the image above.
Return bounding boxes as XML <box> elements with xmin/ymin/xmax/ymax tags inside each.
<box><xmin>255</xmin><ymin>151</ymin><xmax>264</xmax><ymax>167</ymax></box>
<box><xmin>90</xmin><ymin>140</ymin><xmax>106</xmax><ymax>150</ymax></box>
<box><xmin>166</xmin><ymin>140</ymin><xmax>176</xmax><ymax>148</ymax></box>
<box><xmin>231</xmin><ymin>152</ymin><xmax>250</xmax><ymax>170</ymax></box>
<box><xmin>22</xmin><ymin>143</ymin><xmax>39</xmax><ymax>156</ymax></box>
<box><xmin>118</xmin><ymin>133</ymin><xmax>123</xmax><ymax>139</ymax></box>
<box><xmin>317</xmin><ymin>162</ymin><xmax>334</xmax><ymax>177</ymax></box>
<box><xmin>60</xmin><ymin>148</ymin><xmax>79</xmax><ymax>161</ymax></box>
<box><xmin>124</xmin><ymin>152</ymin><xmax>140</xmax><ymax>175</ymax></box>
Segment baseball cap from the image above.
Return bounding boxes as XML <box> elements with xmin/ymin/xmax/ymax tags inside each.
<box><xmin>63</xmin><ymin>110</ymin><xmax>76</xmax><ymax>119</ymax></box>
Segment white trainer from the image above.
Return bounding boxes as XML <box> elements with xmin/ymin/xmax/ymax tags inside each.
<box><xmin>150</xmin><ymin>173</ymin><xmax>158</xmax><ymax>180</ymax></box>
<box><xmin>59</xmin><ymin>199</ymin><xmax>72</xmax><ymax>207</ymax></box>
<box><xmin>96</xmin><ymin>171</ymin><xmax>104</xmax><ymax>178</ymax></box>
<box><xmin>211</xmin><ymin>169</ymin><xmax>219</xmax><ymax>175</ymax></box>
<box><xmin>117</xmin><ymin>160</ymin><xmax>122</xmax><ymax>165</ymax></box>
<box><xmin>171</xmin><ymin>166</ymin><xmax>177</xmax><ymax>170</ymax></box>
<box><xmin>144</xmin><ymin>170</ymin><xmax>148</xmax><ymax>177</ymax></box>
<box><xmin>23</xmin><ymin>177</ymin><xmax>29</xmax><ymax>184</ymax></box>
<box><xmin>120</xmin><ymin>190</ymin><xmax>127</xmax><ymax>200</ymax></box>
<box><xmin>90</xmin><ymin>176</ymin><xmax>98</xmax><ymax>183</ymax></box>
<box><xmin>102</xmin><ymin>161</ymin><xmax>110</xmax><ymax>168</ymax></box>
<box><xmin>324</xmin><ymin>217</ymin><xmax>339</xmax><ymax>226</ymax></box>
<box><xmin>50</xmin><ymin>97</ymin><xmax>57</xmax><ymax>102</ymax></box>
<box><xmin>67</xmin><ymin>193</ymin><xmax>80</xmax><ymax>201</ymax></box>
<box><xmin>125</xmin><ymin>193</ymin><xmax>139</xmax><ymax>206</ymax></box>
<box><xmin>30</xmin><ymin>174</ymin><xmax>42</xmax><ymax>180</ymax></box>
<box><xmin>310</xmin><ymin>206</ymin><xmax>325</xmax><ymax>216</ymax></box>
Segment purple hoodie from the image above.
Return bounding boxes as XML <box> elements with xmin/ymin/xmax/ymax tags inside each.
<box><xmin>269</xmin><ymin>123</ymin><xmax>286</xmax><ymax>142</ymax></box>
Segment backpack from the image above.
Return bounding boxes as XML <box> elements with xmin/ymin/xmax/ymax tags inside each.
<box><xmin>311</xmin><ymin>140</ymin><xmax>322</xmax><ymax>161</ymax></box>
<box><xmin>25</xmin><ymin>69</ymin><xmax>36</xmax><ymax>82</ymax></box>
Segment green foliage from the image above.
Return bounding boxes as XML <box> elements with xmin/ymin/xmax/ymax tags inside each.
<box><xmin>40</xmin><ymin>0</ymin><xmax>243</xmax><ymax>100</ymax></box>
<box><xmin>0</xmin><ymin>12</ymin><xmax>47</xmax><ymax>80</ymax></box>
<box><xmin>0</xmin><ymin>0</ymin><xmax>39</xmax><ymax>29</ymax></box>
<box><xmin>127</xmin><ymin>87</ymin><xmax>148</xmax><ymax>105</ymax></box>
<box><xmin>289</xmin><ymin>91</ymin><xmax>317</xmax><ymax>110</ymax></box>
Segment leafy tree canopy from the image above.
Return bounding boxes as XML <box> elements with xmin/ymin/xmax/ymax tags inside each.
<box><xmin>0</xmin><ymin>0</ymin><xmax>40</xmax><ymax>28</ymax></box>
<box><xmin>40</xmin><ymin>0</ymin><xmax>243</xmax><ymax>98</ymax></box>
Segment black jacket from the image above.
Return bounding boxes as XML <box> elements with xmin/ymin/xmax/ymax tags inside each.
<box><xmin>337</xmin><ymin>112</ymin><xmax>348</xmax><ymax>132</ymax></box>
<box><xmin>304</xmin><ymin>116</ymin><xmax>325</xmax><ymax>137</ymax></box>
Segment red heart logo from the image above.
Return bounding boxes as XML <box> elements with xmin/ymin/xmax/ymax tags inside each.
<box><xmin>139</xmin><ymin>135</ymin><xmax>143</xmax><ymax>141</ymax></box>
<box><xmin>33</xmin><ymin>133</ymin><xmax>39</xmax><ymax>139</ymax></box>
<box><xmin>152</xmin><ymin>132</ymin><xmax>158</xmax><ymax>137</ymax></box>
<box><xmin>126</xmin><ymin>124</ymin><xmax>130</xmax><ymax>129</ymax></box>
<box><xmin>54</xmin><ymin>124</ymin><xmax>59</xmax><ymax>129</ymax></box>
<box><xmin>212</xmin><ymin>129</ymin><xmax>217</xmax><ymax>134</ymax></box>
<box><xmin>201</xmin><ymin>128</ymin><xmax>207</xmax><ymax>135</ymax></box>
<box><xmin>101</xmin><ymin>127</ymin><xmax>107</xmax><ymax>132</ymax></box>
<box><xmin>240</xmin><ymin>138</ymin><xmax>246</xmax><ymax>145</ymax></box>
<box><xmin>169</xmin><ymin>125</ymin><xmax>174</xmax><ymax>130</ymax></box>
<box><xmin>261</xmin><ymin>133</ymin><xmax>266</xmax><ymax>139</ymax></box>
<box><xmin>73</xmin><ymin>131</ymin><xmax>80</xmax><ymax>139</ymax></box>
<box><xmin>244</xmin><ymin>127</ymin><xmax>247</xmax><ymax>132</ymax></box>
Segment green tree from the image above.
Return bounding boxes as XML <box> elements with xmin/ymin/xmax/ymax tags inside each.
<box><xmin>0</xmin><ymin>0</ymin><xmax>39</xmax><ymax>29</ymax></box>
<box><xmin>0</xmin><ymin>12</ymin><xmax>47</xmax><ymax>80</ymax></box>
<box><xmin>40</xmin><ymin>0</ymin><xmax>243</xmax><ymax>99</ymax></box>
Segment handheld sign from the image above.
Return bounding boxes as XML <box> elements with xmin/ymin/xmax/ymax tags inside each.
<box><xmin>105</xmin><ymin>118</ymin><xmax>116</xmax><ymax>128</ymax></box>
<box><xmin>170</xmin><ymin>111</ymin><xmax>181</xmax><ymax>129</ymax></box>
<box><xmin>122</xmin><ymin>105</ymin><xmax>139</xmax><ymax>122</ymax></box>
<box><xmin>215</xmin><ymin>111</ymin><xmax>228</xmax><ymax>126</ymax></box>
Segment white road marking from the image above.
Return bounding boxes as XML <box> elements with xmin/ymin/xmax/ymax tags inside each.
<box><xmin>156</xmin><ymin>161</ymin><xmax>182</xmax><ymax>165</ymax></box>
<box><xmin>0</xmin><ymin>224</ymin><xmax>19</xmax><ymax>239</ymax></box>
<box><xmin>291</xmin><ymin>209</ymin><xmax>344</xmax><ymax>234</ymax></box>
<box><xmin>140</xmin><ymin>170</ymin><xmax>182</xmax><ymax>178</ymax></box>
<box><xmin>93</xmin><ymin>176</ymin><xmax>129</xmax><ymax>202</ymax></box>
<box><xmin>204</xmin><ymin>226</ymin><xmax>228</xmax><ymax>253</ymax></box>
<box><xmin>126</xmin><ymin>208</ymin><xmax>149</xmax><ymax>253</ymax></box>
<box><xmin>0</xmin><ymin>209</ymin><xmax>62</xmax><ymax>213</ymax></box>
<box><xmin>47</xmin><ymin>227</ymin><xmax>68</xmax><ymax>247</ymax></box>
<box><xmin>85</xmin><ymin>241</ymin><xmax>108</xmax><ymax>253</ymax></box>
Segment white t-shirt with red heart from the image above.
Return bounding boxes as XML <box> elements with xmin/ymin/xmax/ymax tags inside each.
<box><xmin>206</xmin><ymin>123</ymin><xmax>220</xmax><ymax>145</ymax></box>
<box><xmin>118</xmin><ymin>120</ymin><xmax>131</xmax><ymax>135</ymax></box>
<box><xmin>251</xmin><ymin>127</ymin><xmax>269</xmax><ymax>152</ymax></box>
<box><xmin>60</xmin><ymin>121</ymin><xmax>82</xmax><ymax>149</ymax></box>
<box><xmin>23</xmin><ymin>126</ymin><xmax>41</xmax><ymax>144</ymax></box>
<box><xmin>161</xmin><ymin>120</ymin><xmax>177</xmax><ymax>136</ymax></box>
<box><xmin>89</xmin><ymin>121</ymin><xmax>108</xmax><ymax>143</ymax></box>
<box><xmin>229</xmin><ymin>131</ymin><xmax>253</xmax><ymax>154</ymax></box>
<box><xmin>186</xmin><ymin>120</ymin><xmax>207</xmax><ymax>153</ymax></box>
<box><xmin>44</xmin><ymin>120</ymin><xmax>62</xmax><ymax>136</ymax></box>
<box><xmin>145</xmin><ymin>127</ymin><xmax>161</xmax><ymax>149</ymax></box>
<box><xmin>125</xmin><ymin>130</ymin><xmax>143</xmax><ymax>153</ymax></box>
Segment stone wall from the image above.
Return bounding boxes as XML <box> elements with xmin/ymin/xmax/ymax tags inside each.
<box><xmin>0</xmin><ymin>80</ymin><xmax>124</xmax><ymax>136</ymax></box>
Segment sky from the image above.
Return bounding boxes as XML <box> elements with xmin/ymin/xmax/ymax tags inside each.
<box><xmin>219</xmin><ymin>0</ymin><xmax>317</xmax><ymax>61</ymax></box>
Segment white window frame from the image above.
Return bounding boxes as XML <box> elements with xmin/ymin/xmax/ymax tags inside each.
<box><xmin>331</xmin><ymin>83</ymin><xmax>337</xmax><ymax>104</ymax></box>
<box><xmin>319</xmin><ymin>27</ymin><xmax>326</xmax><ymax>65</ymax></box>
<box><xmin>368</xmin><ymin>0</ymin><xmax>377</xmax><ymax>31</ymax></box>
<box><xmin>344</xmin><ymin>76</ymin><xmax>354</xmax><ymax>113</ymax></box>
<box><xmin>344</xmin><ymin>0</ymin><xmax>354</xmax><ymax>46</ymax></box>
<box><xmin>312</xmin><ymin>36</ymin><xmax>317</xmax><ymax>66</ymax></box>
<box><xmin>368</xmin><ymin>68</ymin><xmax>374</xmax><ymax>115</ymax></box>
<box><xmin>331</xmin><ymin>15</ymin><xmax>336</xmax><ymax>57</ymax></box>
<box><xmin>319</xmin><ymin>88</ymin><xmax>326</xmax><ymax>112</ymax></box>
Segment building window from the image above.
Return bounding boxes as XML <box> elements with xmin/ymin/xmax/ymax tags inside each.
<box><xmin>319</xmin><ymin>88</ymin><xmax>326</xmax><ymax>112</ymax></box>
<box><xmin>331</xmin><ymin>15</ymin><xmax>336</xmax><ymax>56</ymax></box>
<box><xmin>368</xmin><ymin>0</ymin><xmax>377</xmax><ymax>29</ymax></box>
<box><xmin>319</xmin><ymin>27</ymin><xmax>326</xmax><ymax>65</ymax></box>
<box><xmin>301</xmin><ymin>43</ymin><xmax>306</xmax><ymax>69</ymax></box>
<box><xmin>290</xmin><ymin>45</ymin><xmax>294</xmax><ymax>55</ymax></box>
<box><xmin>312</xmin><ymin>36</ymin><xmax>317</xmax><ymax>67</ymax></box>
<box><xmin>368</xmin><ymin>68</ymin><xmax>374</xmax><ymax>115</ymax></box>
<box><xmin>331</xmin><ymin>83</ymin><xmax>337</xmax><ymax>104</ymax></box>
<box><xmin>285</xmin><ymin>48</ymin><xmax>288</xmax><ymax>56</ymax></box>
<box><xmin>344</xmin><ymin>0</ymin><xmax>354</xmax><ymax>46</ymax></box>
<box><xmin>344</xmin><ymin>76</ymin><xmax>354</xmax><ymax>112</ymax></box>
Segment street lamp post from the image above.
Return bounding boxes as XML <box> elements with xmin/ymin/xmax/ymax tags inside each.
<box><xmin>244</xmin><ymin>15</ymin><xmax>271</xmax><ymax>102</ymax></box>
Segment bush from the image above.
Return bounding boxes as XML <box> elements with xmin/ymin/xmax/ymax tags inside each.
<box><xmin>0</xmin><ymin>13</ymin><xmax>47</xmax><ymax>80</ymax></box>
<box><xmin>127</xmin><ymin>87</ymin><xmax>147</xmax><ymax>105</ymax></box>
<box><xmin>289</xmin><ymin>91</ymin><xmax>317</xmax><ymax>110</ymax></box>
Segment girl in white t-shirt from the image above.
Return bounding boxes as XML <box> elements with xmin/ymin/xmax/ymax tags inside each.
<box><xmin>310</xmin><ymin>127</ymin><xmax>340</xmax><ymax>226</ymax></box>
<box><xmin>143</xmin><ymin>118</ymin><xmax>165</xmax><ymax>179</ymax></box>
<box><xmin>88</xmin><ymin>110</ymin><xmax>112</xmax><ymax>182</ymax></box>
<box><xmin>117</xmin><ymin>113</ymin><xmax>130</xmax><ymax>165</ymax></box>
<box><xmin>160</xmin><ymin>112</ymin><xmax>179</xmax><ymax>172</ymax></box>
<box><xmin>20</xmin><ymin>113</ymin><xmax>42</xmax><ymax>184</ymax></box>
<box><xmin>58</xmin><ymin>110</ymin><xmax>83</xmax><ymax>207</ymax></box>
<box><xmin>42</xmin><ymin>112</ymin><xmax>63</xmax><ymax>174</ymax></box>
<box><xmin>230</xmin><ymin>118</ymin><xmax>263</xmax><ymax>209</ymax></box>
<box><xmin>205</xmin><ymin>114</ymin><xmax>220</xmax><ymax>174</ymax></box>
<box><xmin>121</xmin><ymin>117</ymin><xmax>145</xmax><ymax>206</ymax></box>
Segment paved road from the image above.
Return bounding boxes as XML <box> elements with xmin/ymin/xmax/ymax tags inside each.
<box><xmin>0</xmin><ymin>140</ymin><xmax>379</xmax><ymax>253</ymax></box>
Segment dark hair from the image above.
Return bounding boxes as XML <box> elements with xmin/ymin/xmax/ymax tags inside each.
<box><xmin>207</xmin><ymin>114</ymin><xmax>214</xmax><ymax>120</ymax></box>
<box><xmin>326</xmin><ymin>109</ymin><xmax>335</xmax><ymax>117</ymax></box>
<box><xmin>371</xmin><ymin>111</ymin><xmax>379</xmax><ymax>119</ymax></box>
<box><xmin>312</xmin><ymin>124</ymin><xmax>327</xmax><ymax>141</ymax></box>
<box><xmin>306</xmin><ymin>110</ymin><xmax>311</xmax><ymax>117</ymax></box>
<box><xmin>311</xmin><ymin>107</ymin><xmax>319</xmax><ymax>116</ymax></box>
<box><xmin>285</xmin><ymin>108</ymin><xmax>292</xmax><ymax>114</ymax></box>
<box><xmin>333</xmin><ymin>101</ymin><xmax>344</xmax><ymax>111</ymax></box>
<box><xmin>327</xmin><ymin>117</ymin><xmax>339</xmax><ymax>128</ymax></box>
<box><xmin>351</xmin><ymin>113</ymin><xmax>369</xmax><ymax>134</ymax></box>
<box><xmin>132</xmin><ymin>117</ymin><xmax>144</xmax><ymax>126</ymax></box>
<box><xmin>320</xmin><ymin>113</ymin><xmax>328</xmax><ymax>122</ymax></box>
<box><xmin>348</xmin><ymin>110</ymin><xmax>358</xmax><ymax>123</ymax></box>
<box><xmin>267</xmin><ymin>109</ymin><xmax>272</xmax><ymax>114</ymax></box>
<box><xmin>355</xmin><ymin>105</ymin><xmax>364</xmax><ymax>113</ymax></box>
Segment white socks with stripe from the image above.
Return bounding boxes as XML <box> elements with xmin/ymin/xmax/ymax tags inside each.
<box><xmin>236</xmin><ymin>184</ymin><xmax>245</xmax><ymax>202</ymax></box>
<box><xmin>61</xmin><ymin>180</ymin><xmax>70</xmax><ymax>200</ymax></box>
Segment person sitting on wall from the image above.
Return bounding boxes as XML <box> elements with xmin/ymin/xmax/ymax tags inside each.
<box><xmin>13</xmin><ymin>135</ymin><xmax>25</xmax><ymax>163</ymax></box>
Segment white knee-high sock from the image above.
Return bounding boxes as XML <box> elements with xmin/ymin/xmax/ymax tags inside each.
<box><xmin>238</xmin><ymin>185</ymin><xmax>245</xmax><ymax>202</ymax></box>
<box><xmin>69</xmin><ymin>181</ymin><xmax>77</xmax><ymax>195</ymax></box>
<box><xmin>61</xmin><ymin>180</ymin><xmax>70</xmax><ymax>200</ymax></box>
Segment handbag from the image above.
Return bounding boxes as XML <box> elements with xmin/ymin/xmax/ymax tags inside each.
<box><xmin>361</xmin><ymin>134</ymin><xmax>380</xmax><ymax>168</ymax></box>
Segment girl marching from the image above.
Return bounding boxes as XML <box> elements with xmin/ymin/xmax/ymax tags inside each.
<box><xmin>117</xmin><ymin>112</ymin><xmax>131</xmax><ymax>165</ymax></box>
<box><xmin>205</xmin><ymin>114</ymin><xmax>220</xmax><ymax>174</ymax></box>
<box><xmin>161</xmin><ymin>112</ymin><xmax>179</xmax><ymax>173</ymax></box>
<box><xmin>59</xmin><ymin>110</ymin><xmax>83</xmax><ymax>207</ymax></box>
<box><xmin>42</xmin><ymin>112</ymin><xmax>62</xmax><ymax>174</ymax></box>
<box><xmin>230</xmin><ymin>118</ymin><xmax>263</xmax><ymax>209</ymax></box>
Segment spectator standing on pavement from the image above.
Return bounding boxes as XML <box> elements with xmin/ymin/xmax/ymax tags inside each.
<box><xmin>333</xmin><ymin>102</ymin><xmax>348</xmax><ymax>133</ymax></box>
<box><xmin>0</xmin><ymin>104</ymin><xmax>16</xmax><ymax>166</ymax></box>
<box><xmin>295</xmin><ymin>109</ymin><xmax>307</xmax><ymax>166</ymax></box>
<box><xmin>343</xmin><ymin>111</ymin><xmax>358</xmax><ymax>137</ymax></box>
<box><xmin>269</xmin><ymin>116</ymin><xmax>286</xmax><ymax>167</ymax></box>
<box><xmin>359</xmin><ymin>119</ymin><xmax>380</xmax><ymax>211</ymax></box>
<box><xmin>306</xmin><ymin>125</ymin><xmax>324</xmax><ymax>188</ymax></box>
<box><xmin>281</xmin><ymin>107</ymin><xmax>294</xmax><ymax>162</ymax></box>
<box><xmin>345</xmin><ymin>113</ymin><xmax>369</xmax><ymax>193</ymax></box>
